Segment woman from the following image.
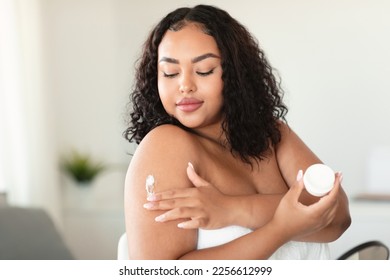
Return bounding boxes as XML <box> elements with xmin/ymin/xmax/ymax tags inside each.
<box><xmin>123</xmin><ymin>5</ymin><xmax>350</xmax><ymax>259</ymax></box>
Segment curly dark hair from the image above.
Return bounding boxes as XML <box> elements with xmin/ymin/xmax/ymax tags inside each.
<box><xmin>123</xmin><ymin>4</ymin><xmax>288</xmax><ymax>164</ymax></box>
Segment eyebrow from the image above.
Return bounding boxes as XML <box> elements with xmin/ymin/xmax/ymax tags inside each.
<box><xmin>158</xmin><ymin>53</ymin><xmax>220</xmax><ymax>64</ymax></box>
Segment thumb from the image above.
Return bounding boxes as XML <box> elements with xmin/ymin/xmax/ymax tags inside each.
<box><xmin>186</xmin><ymin>162</ymin><xmax>208</xmax><ymax>187</ymax></box>
<box><xmin>289</xmin><ymin>169</ymin><xmax>305</xmax><ymax>200</ymax></box>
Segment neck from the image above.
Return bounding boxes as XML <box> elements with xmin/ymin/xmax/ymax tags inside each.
<box><xmin>192</xmin><ymin>123</ymin><xmax>228</xmax><ymax>149</ymax></box>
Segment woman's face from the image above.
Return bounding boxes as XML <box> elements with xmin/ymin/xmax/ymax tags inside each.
<box><xmin>157</xmin><ymin>23</ymin><xmax>224</xmax><ymax>131</ymax></box>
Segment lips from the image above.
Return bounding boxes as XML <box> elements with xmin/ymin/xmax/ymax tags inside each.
<box><xmin>176</xmin><ymin>98</ymin><xmax>204</xmax><ymax>112</ymax></box>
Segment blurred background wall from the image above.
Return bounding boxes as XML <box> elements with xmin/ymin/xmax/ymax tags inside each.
<box><xmin>1</xmin><ymin>0</ymin><xmax>389</xmax><ymax>259</ymax></box>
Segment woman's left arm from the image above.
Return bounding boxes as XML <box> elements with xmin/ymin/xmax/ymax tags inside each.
<box><xmin>274</xmin><ymin>122</ymin><xmax>351</xmax><ymax>242</ymax></box>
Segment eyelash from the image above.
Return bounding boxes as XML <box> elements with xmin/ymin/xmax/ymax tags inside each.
<box><xmin>163</xmin><ymin>69</ymin><xmax>214</xmax><ymax>78</ymax></box>
<box><xmin>197</xmin><ymin>69</ymin><xmax>214</xmax><ymax>76</ymax></box>
<box><xmin>163</xmin><ymin>73</ymin><xmax>178</xmax><ymax>78</ymax></box>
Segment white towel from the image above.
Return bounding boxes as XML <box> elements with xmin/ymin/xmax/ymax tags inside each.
<box><xmin>198</xmin><ymin>226</ymin><xmax>330</xmax><ymax>260</ymax></box>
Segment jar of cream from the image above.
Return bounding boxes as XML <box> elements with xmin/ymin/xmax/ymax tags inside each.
<box><xmin>303</xmin><ymin>164</ymin><xmax>335</xmax><ymax>197</ymax></box>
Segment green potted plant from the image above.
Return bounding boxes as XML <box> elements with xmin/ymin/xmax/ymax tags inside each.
<box><xmin>61</xmin><ymin>150</ymin><xmax>106</xmax><ymax>185</ymax></box>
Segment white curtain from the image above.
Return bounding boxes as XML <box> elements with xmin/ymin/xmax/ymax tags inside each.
<box><xmin>0</xmin><ymin>0</ymin><xmax>62</xmax><ymax>227</ymax></box>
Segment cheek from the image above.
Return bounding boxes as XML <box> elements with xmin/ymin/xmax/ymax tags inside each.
<box><xmin>158</xmin><ymin>80</ymin><xmax>175</xmax><ymax>111</ymax></box>
<box><xmin>214</xmin><ymin>83</ymin><xmax>224</xmax><ymax>110</ymax></box>
<box><xmin>158</xmin><ymin>75</ymin><xmax>177</xmax><ymax>90</ymax></box>
<box><xmin>157</xmin><ymin>78</ymin><xmax>166</xmax><ymax>96</ymax></box>
<box><xmin>201</xmin><ymin>78</ymin><xmax>223</xmax><ymax>103</ymax></box>
<box><xmin>158</xmin><ymin>79</ymin><xmax>170</xmax><ymax>100</ymax></box>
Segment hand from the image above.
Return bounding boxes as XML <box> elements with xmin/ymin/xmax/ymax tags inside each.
<box><xmin>271</xmin><ymin>170</ymin><xmax>341</xmax><ymax>240</ymax></box>
<box><xmin>143</xmin><ymin>163</ymin><xmax>233</xmax><ymax>229</ymax></box>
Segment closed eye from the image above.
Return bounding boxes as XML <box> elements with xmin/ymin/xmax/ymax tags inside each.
<box><xmin>196</xmin><ymin>69</ymin><xmax>214</xmax><ymax>77</ymax></box>
<box><xmin>163</xmin><ymin>72</ymin><xmax>179</xmax><ymax>78</ymax></box>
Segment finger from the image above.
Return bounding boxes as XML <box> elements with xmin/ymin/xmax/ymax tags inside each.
<box><xmin>143</xmin><ymin>201</ymin><xmax>174</xmax><ymax>211</ymax></box>
<box><xmin>308</xmin><ymin>174</ymin><xmax>341</xmax><ymax>211</ymax></box>
<box><xmin>147</xmin><ymin>188</ymin><xmax>195</xmax><ymax>201</ymax></box>
<box><xmin>178</xmin><ymin>219</ymin><xmax>202</xmax><ymax>229</ymax></box>
<box><xmin>288</xmin><ymin>170</ymin><xmax>305</xmax><ymax>201</ymax></box>
<box><xmin>144</xmin><ymin>197</ymin><xmax>196</xmax><ymax>211</ymax></box>
<box><xmin>187</xmin><ymin>162</ymin><xmax>209</xmax><ymax>187</ymax></box>
<box><xmin>154</xmin><ymin>207</ymin><xmax>203</xmax><ymax>223</ymax></box>
<box><xmin>336</xmin><ymin>171</ymin><xmax>343</xmax><ymax>186</ymax></box>
<box><xmin>320</xmin><ymin>172</ymin><xmax>341</xmax><ymax>202</ymax></box>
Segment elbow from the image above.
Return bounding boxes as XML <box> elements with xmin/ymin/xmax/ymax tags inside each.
<box><xmin>340</xmin><ymin>212</ymin><xmax>352</xmax><ymax>236</ymax></box>
<box><xmin>328</xmin><ymin>212</ymin><xmax>352</xmax><ymax>242</ymax></box>
<box><xmin>343</xmin><ymin>212</ymin><xmax>352</xmax><ymax>231</ymax></box>
<box><xmin>329</xmin><ymin>189</ymin><xmax>352</xmax><ymax>241</ymax></box>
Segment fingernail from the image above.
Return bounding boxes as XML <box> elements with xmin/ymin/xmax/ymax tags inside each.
<box><xmin>339</xmin><ymin>172</ymin><xmax>343</xmax><ymax>183</ymax></box>
<box><xmin>147</xmin><ymin>194</ymin><xmax>157</xmax><ymax>201</ymax></box>
<box><xmin>296</xmin><ymin>170</ymin><xmax>303</xmax><ymax>181</ymax></box>
<box><xmin>143</xmin><ymin>203</ymin><xmax>153</xmax><ymax>209</ymax></box>
<box><xmin>155</xmin><ymin>214</ymin><xmax>165</xmax><ymax>222</ymax></box>
<box><xmin>188</xmin><ymin>162</ymin><xmax>194</xmax><ymax>169</ymax></box>
<box><xmin>177</xmin><ymin>222</ymin><xmax>185</xmax><ymax>228</ymax></box>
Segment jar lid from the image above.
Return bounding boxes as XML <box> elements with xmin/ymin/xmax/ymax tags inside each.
<box><xmin>303</xmin><ymin>164</ymin><xmax>335</xmax><ymax>197</ymax></box>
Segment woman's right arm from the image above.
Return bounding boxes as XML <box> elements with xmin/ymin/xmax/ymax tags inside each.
<box><xmin>124</xmin><ymin>125</ymin><xmax>199</xmax><ymax>259</ymax></box>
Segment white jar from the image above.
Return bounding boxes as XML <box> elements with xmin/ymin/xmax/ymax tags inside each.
<box><xmin>303</xmin><ymin>164</ymin><xmax>335</xmax><ymax>197</ymax></box>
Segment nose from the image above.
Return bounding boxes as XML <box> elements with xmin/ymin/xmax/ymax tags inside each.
<box><xmin>179</xmin><ymin>73</ymin><xmax>196</xmax><ymax>94</ymax></box>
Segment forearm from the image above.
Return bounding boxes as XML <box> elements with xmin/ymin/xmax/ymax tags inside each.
<box><xmin>179</xmin><ymin>220</ymin><xmax>288</xmax><ymax>260</ymax></box>
<box><xmin>179</xmin><ymin>176</ymin><xmax>342</xmax><ymax>260</ymax></box>
<box><xmin>230</xmin><ymin>190</ymin><xmax>350</xmax><ymax>242</ymax></box>
<box><xmin>227</xmin><ymin>194</ymin><xmax>283</xmax><ymax>229</ymax></box>
<box><xmin>294</xmin><ymin>188</ymin><xmax>351</xmax><ymax>242</ymax></box>
<box><xmin>274</xmin><ymin>123</ymin><xmax>351</xmax><ymax>242</ymax></box>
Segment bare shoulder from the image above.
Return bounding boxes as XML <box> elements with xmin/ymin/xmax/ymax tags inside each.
<box><xmin>124</xmin><ymin>124</ymin><xmax>199</xmax><ymax>259</ymax></box>
<box><xmin>277</xmin><ymin>120</ymin><xmax>294</xmax><ymax>141</ymax></box>
<box><xmin>130</xmin><ymin>124</ymin><xmax>201</xmax><ymax>183</ymax></box>
<box><xmin>127</xmin><ymin>124</ymin><xmax>201</xmax><ymax>199</ymax></box>
<box><xmin>276</xmin><ymin>121</ymin><xmax>317</xmax><ymax>156</ymax></box>
<box><xmin>143</xmin><ymin>124</ymin><xmax>199</xmax><ymax>150</ymax></box>
<box><xmin>275</xmin><ymin>121</ymin><xmax>321</xmax><ymax>187</ymax></box>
